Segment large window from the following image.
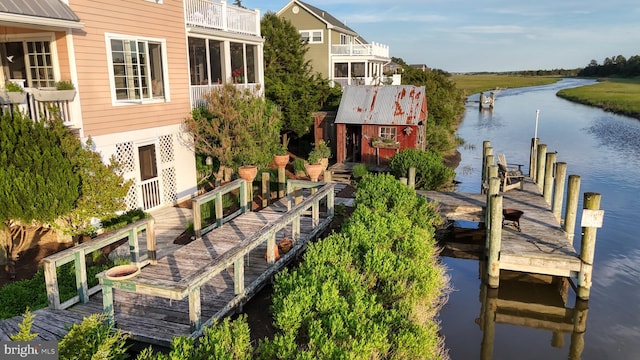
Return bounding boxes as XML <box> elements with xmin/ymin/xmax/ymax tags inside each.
<box><xmin>230</xmin><ymin>42</ymin><xmax>258</xmax><ymax>84</ymax></box>
<box><xmin>334</xmin><ymin>63</ymin><xmax>348</xmax><ymax>77</ymax></box>
<box><xmin>0</xmin><ymin>40</ymin><xmax>55</xmax><ymax>88</ymax></box>
<box><xmin>108</xmin><ymin>34</ymin><xmax>167</xmax><ymax>102</ymax></box>
<box><xmin>351</xmin><ymin>63</ymin><xmax>365</xmax><ymax>77</ymax></box>
<box><xmin>300</xmin><ymin>30</ymin><xmax>323</xmax><ymax>44</ymax></box>
<box><xmin>188</xmin><ymin>37</ymin><xmax>224</xmax><ymax>85</ymax></box>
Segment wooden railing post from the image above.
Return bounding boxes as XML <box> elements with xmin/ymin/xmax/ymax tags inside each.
<box><xmin>147</xmin><ymin>218</ymin><xmax>157</xmax><ymax>265</ymax></box>
<box><xmin>44</xmin><ymin>262</ymin><xmax>60</xmax><ymax>309</ymax></box>
<box><xmin>324</xmin><ymin>170</ymin><xmax>332</xmax><ymax>183</ymax></box>
<box><xmin>215</xmin><ymin>193</ymin><xmax>223</xmax><ymax>227</ymax></box>
<box><xmin>578</xmin><ymin>193</ymin><xmax>602</xmax><ymax>300</ymax></box>
<box><xmin>408</xmin><ymin>167</ymin><xmax>416</xmax><ymax>189</ymax></box>
<box><xmin>552</xmin><ymin>162</ymin><xmax>567</xmax><ymax>222</ymax></box>
<box><xmin>188</xmin><ymin>287</ymin><xmax>202</xmax><ymax>333</ymax></box>
<box><xmin>564</xmin><ymin>175</ymin><xmax>581</xmax><ymax>242</ymax></box>
<box><xmin>487</xmin><ymin>194</ymin><xmax>503</xmax><ymax>288</ymax></box>
<box><xmin>74</xmin><ymin>251</ymin><xmax>89</xmax><ymax>303</ymax></box>
<box><xmin>262</xmin><ymin>172</ymin><xmax>270</xmax><ymax>208</ymax></box>
<box><xmin>536</xmin><ymin>144</ymin><xmax>547</xmax><ymax>191</ymax></box>
<box><xmin>193</xmin><ymin>199</ymin><xmax>202</xmax><ymax>239</ymax></box>
<box><xmin>485</xmin><ymin>176</ymin><xmax>500</xmax><ymax>251</ymax></box>
<box><xmin>103</xmin><ymin>283</ymin><xmax>114</xmax><ymax>325</ymax></box>
<box><xmin>234</xmin><ymin>257</ymin><xmax>244</xmax><ymax>295</ymax></box>
<box><xmin>266</xmin><ymin>232</ymin><xmax>277</xmax><ymax>264</ymax></box>
<box><xmin>530</xmin><ymin>138</ymin><xmax>539</xmax><ymax>179</ymax></box>
<box><xmin>543</xmin><ymin>152</ymin><xmax>556</xmax><ymax>205</ymax></box>
<box><xmin>278</xmin><ymin>167</ymin><xmax>285</xmax><ymax>199</ymax></box>
<box><xmin>128</xmin><ymin>227</ymin><xmax>141</xmax><ymax>265</ymax></box>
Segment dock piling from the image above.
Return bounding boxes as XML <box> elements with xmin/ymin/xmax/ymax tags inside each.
<box><xmin>530</xmin><ymin>138</ymin><xmax>539</xmax><ymax>180</ymax></box>
<box><xmin>564</xmin><ymin>175</ymin><xmax>581</xmax><ymax>242</ymax></box>
<box><xmin>487</xmin><ymin>194</ymin><xmax>503</xmax><ymax>288</ymax></box>
<box><xmin>577</xmin><ymin>192</ymin><xmax>602</xmax><ymax>300</ymax></box>
<box><xmin>536</xmin><ymin>144</ymin><xmax>548</xmax><ymax>191</ymax></box>
<box><xmin>552</xmin><ymin>162</ymin><xmax>567</xmax><ymax>222</ymax></box>
<box><xmin>543</xmin><ymin>152</ymin><xmax>557</xmax><ymax>205</ymax></box>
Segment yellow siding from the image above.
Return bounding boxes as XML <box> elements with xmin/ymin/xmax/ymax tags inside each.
<box><xmin>70</xmin><ymin>0</ymin><xmax>191</xmax><ymax>136</ymax></box>
<box><xmin>279</xmin><ymin>3</ymin><xmax>330</xmax><ymax>77</ymax></box>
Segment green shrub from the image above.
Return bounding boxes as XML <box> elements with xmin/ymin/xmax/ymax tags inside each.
<box><xmin>389</xmin><ymin>148</ymin><xmax>455</xmax><ymax>190</ymax></box>
<box><xmin>54</xmin><ymin>80</ymin><xmax>75</xmax><ymax>90</ymax></box>
<box><xmin>351</xmin><ymin>163</ymin><xmax>369</xmax><ymax>179</ymax></box>
<box><xmin>100</xmin><ymin>209</ymin><xmax>149</xmax><ymax>232</ymax></box>
<box><xmin>293</xmin><ymin>158</ymin><xmax>306</xmax><ymax>172</ymax></box>
<box><xmin>58</xmin><ymin>314</ymin><xmax>129</xmax><ymax>360</ymax></box>
<box><xmin>4</xmin><ymin>81</ymin><xmax>23</xmax><ymax>93</ymax></box>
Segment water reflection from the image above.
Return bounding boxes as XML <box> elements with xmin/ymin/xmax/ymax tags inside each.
<box><xmin>477</xmin><ymin>272</ymin><xmax>588</xmax><ymax>360</ymax></box>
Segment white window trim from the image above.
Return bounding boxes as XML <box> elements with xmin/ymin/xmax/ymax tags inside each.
<box><xmin>379</xmin><ymin>126</ymin><xmax>397</xmax><ymax>141</ymax></box>
<box><xmin>0</xmin><ymin>33</ymin><xmax>60</xmax><ymax>87</ymax></box>
<box><xmin>105</xmin><ymin>32</ymin><xmax>170</xmax><ymax>106</ymax></box>
<box><xmin>300</xmin><ymin>29</ymin><xmax>323</xmax><ymax>44</ymax></box>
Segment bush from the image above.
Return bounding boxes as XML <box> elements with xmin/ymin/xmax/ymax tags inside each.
<box><xmin>59</xmin><ymin>314</ymin><xmax>129</xmax><ymax>360</ymax></box>
<box><xmin>351</xmin><ymin>163</ymin><xmax>369</xmax><ymax>179</ymax></box>
<box><xmin>100</xmin><ymin>209</ymin><xmax>149</xmax><ymax>232</ymax></box>
<box><xmin>389</xmin><ymin>148</ymin><xmax>456</xmax><ymax>190</ymax></box>
<box><xmin>293</xmin><ymin>158</ymin><xmax>306</xmax><ymax>173</ymax></box>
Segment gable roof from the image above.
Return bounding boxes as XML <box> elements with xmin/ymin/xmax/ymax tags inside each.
<box><xmin>282</xmin><ymin>1</ymin><xmax>365</xmax><ymax>42</ymax></box>
<box><xmin>335</xmin><ymin>85</ymin><xmax>427</xmax><ymax>126</ymax></box>
<box><xmin>0</xmin><ymin>0</ymin><xmax>83</xmax><ymax>29</ymax></box>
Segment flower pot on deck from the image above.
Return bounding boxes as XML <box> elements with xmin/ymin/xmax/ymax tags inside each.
<box><xmin>105</xmin><ymin>264</ymin><xmax>140</xmax><ymax>281</ymax></box>
<box><xmin>237</xmin><ymin>165</ymin><xmax>258</xmax><ymax>182</ymax></box>
<box><xmin>273</xmin><ymin>154</ymin><xmax>290</xmax><ymax>169</ymax></box>
<box><xmin>304</xmin><ymin>163</ymin><xmax>323</xmax><ymax>181</ymax></box>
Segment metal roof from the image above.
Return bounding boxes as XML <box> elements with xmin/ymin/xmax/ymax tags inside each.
<box><xmin>335</xmin><ymin>85</ymin><xmax>427</xmax><ymax>125</ymax></box>
<box><xmin>0</xmin><ymin>0</ymin><xmax>80</xmax><ymax>23</ymax></box>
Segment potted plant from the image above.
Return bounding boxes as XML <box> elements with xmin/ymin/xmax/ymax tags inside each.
<box><xmin>313</xmin><ymin>140</ymin><xmax>331</xmax><ymax>170</ymax></box>
<box><xmin>1</xmin><ymin>81</ymin><xmax>26</xmax><ymax>104</ymax></box>
<box><xmin>32</xmin><ymin>80</ymin><xmax>77</xmax><ymax>102</ymax></box>
<box><xmin>273</xmin><ymin>142</ymin><xmax>290</xmax><ymax>169</ymax></box>
<box><xmin>372</xmin><ymin>136</ymin><xmax>400</xmax><ymax>149</ymax></box>
<box><xmin>293</xmin><ymin>158</ymin><xmax>307</xmax><ymax>177</ymax></box>
<box><xmin>305</xmin><ymin>152</ymin><xmax>323</xmax><ymax>181</ymax></box>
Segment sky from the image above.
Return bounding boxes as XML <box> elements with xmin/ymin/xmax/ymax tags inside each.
<box><xmin>241</xmin><ymin>0</ymin><xmax>640</xmax><ymax>73</ymax></box>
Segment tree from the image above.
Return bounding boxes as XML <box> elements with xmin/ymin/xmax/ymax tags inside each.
<box><xmin>183</xmin><ymin>84</ymin><xmax>283</xmax><ymax>178</ymax></box>
<box><xmin>261</xmin><ymin>12</ymin><xmax>332</xmax><ymax>138</ymax></box>
<box><xmin>0</xmin><ymin>111</ymin><xmax>79</xmax><ymax>278</ymax></box>
<box><xmin>54</xmin><ymin>136</ymin><xmax>131</xmax><ymax>242</ymax></box>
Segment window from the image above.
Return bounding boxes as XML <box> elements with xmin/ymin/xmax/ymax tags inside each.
<box><xmin>138</xmin><ymin>144</ymin><xmax>158</xmax><ymax>181</ymax></box>
<box><xmin>334</xmin><ymin>63</ymin><xmax>348</xmax><ymax>77</ymax></box>
<box><xmin>230</xmin><ymin>42</ymin><xmax>258</xmax><ymax>84</ymax></box>
<box><xmin>339</xmin><ymin>34</ymin><xmax>351</xmax><ymax>45</ymax></box>
<box><xmin>351</xmin><ymin>63</ymin><xmax>365</xmax><ymax>77</ymax></box>
<box><xmin>0</xmin><ymin>40</ymin><xmax>55</xmax><ymax>88</ymax></box>
<box><xmin>300</xmin><ymin>30</ymin><xmax>323</xmax><ymax>44</ymax></box>
<box><xmin>107</xmin><ymin>34</ymin><xmax>167</xmax><ymax>102</ymax></box>
<box><xmin>379</xmin><ymin>127</ymin><xmax>397</xmax><ymax>141</ymax></box>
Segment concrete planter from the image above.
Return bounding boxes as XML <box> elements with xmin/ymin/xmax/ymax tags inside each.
<box><xmin>0</xmin><ymin>91</ymin><xmax>26</xmax><ymax>104</ymax></box>
<box><xmin>32</xmin><ymin>88</ymin><xmax>76</xmax><ymax>102</ymax></box>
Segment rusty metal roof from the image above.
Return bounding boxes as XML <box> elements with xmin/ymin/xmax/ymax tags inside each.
<box><xmin>0</xmin><ymin>0</ymin><xmax>80</xmax><ymax>23</ymax></box>
<box><xmin>335</xmin><ymin>85</ymin><xmax>427</xmax><ymax>125</ymax></box>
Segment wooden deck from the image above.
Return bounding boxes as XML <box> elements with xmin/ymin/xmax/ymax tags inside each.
<box><xmin>419</xmin><ymin>178</ymin><xmax>582</xmax><ymax>278</ymax></box>
<box><xmin>0</xmin><ymin>181</ymin><xmax>352</xmax><ymax>345</ymax></box>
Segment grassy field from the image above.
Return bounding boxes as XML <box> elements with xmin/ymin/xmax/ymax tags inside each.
<box><xmin>452</xmin><ymin>74</ymin><xmax>560</xmax><ymax>95</ymax></box>
<box><xmin>556</xmin><ymin>78</ymin><xmax>640</xmax><ymax>119</ymax></box>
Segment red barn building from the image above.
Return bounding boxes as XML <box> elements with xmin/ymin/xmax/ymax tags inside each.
<box><xmin>334</xmin><ymin>85</ymin><xmax>428</xmax><ymax>165</ymax></box>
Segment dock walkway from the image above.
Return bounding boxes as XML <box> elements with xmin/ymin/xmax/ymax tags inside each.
<box><xmin>420</xmin><ymin>179</ymin><xmax>582</xmax><ymax>278</ymax></box>
<box><xmin>0</xmin><ymin>181</ymin><xmax>352</xmax><ymax>345</ymax></box>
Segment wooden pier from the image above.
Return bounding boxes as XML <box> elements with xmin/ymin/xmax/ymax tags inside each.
<box><xmin>421</xmin><ymin>139</ymin><xmax>603</xmax><ymax>300</ymax></box>
<box><xmin>0</xmin><ymin>179</ymin><xmax>341</xmax><ymax>345</ymax></box>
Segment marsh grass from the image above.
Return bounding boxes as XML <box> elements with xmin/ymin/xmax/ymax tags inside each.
<box><xmin>452</xmin><ymin>74</ymin><xmax>560</xmax><ymax>95</ymax></box>
<box><xmin>556</xmin><ymin>78</ymin><xmax>640</xmax><ymax>119</ymax></box>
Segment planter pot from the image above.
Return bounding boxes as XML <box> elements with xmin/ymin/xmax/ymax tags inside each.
<box><xmin>372</xmin><ymin>140</ymin><xmax>400</xmax><ymax>149</ymax></box>
<box><xmin>105</xmin><ymin>264</ymin><xmax>140</xmax><ymax>281</ymax></box>
<box><xmin>319</xmin><ymin>157</ymin><xmax>329</xmax><ymax>171</ymax></box>
<box><xmin>32</xmin><ymin>88</ymin><xmax>76</xmax><ymax>102</ymax></box>
<box><xmin>237</xmin><ymin>165</ymin><xmax>258</xmax><ymax>182</ymax></box>
<box><xmin>273</xmin><ymin>154</ymin><xmax>290</xmax><ymax>169</ymax></box>
<box><xmin>304</xmin><ymin>163</ymin><xmax>323</xmax><ymax>181</ymax></box>
<box><xmin>0</xmin><ymin>91</ymin><xmax>26</xmax><ymax>104</ymax></box>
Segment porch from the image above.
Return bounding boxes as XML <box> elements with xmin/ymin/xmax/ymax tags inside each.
<box><xmin>184</xmin><ymin>0</ymin><xmax>260</xmax><ymax>37</ymax></box>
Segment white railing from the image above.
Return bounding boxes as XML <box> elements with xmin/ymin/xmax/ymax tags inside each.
<box><xmin>184</xmin><ymin>0</ymin><xmax>260</xmax><ymax>37</ymax></box>
<box><xmin>0</xmin><ymin>93</ymin><xmax>74</xmax><ymax>126</ymax></box>
<box><xmin>331</xmin><ymin>42</ymin><xmax>390</xmax><ymax>58</ymax></box>
<box><xmin>332</xmin><ymin>75</ymin><xmax>399</xmax><ymax>87</ymax></box>
<box><xmin>140</xmin><ymin>178</ymin><xmax>161</xmax><ymax>210</ymax></box>
<box><xmin>190</xmin><ymin>84</ymin><xmax>262</xmax><ymax>108</ymax></box>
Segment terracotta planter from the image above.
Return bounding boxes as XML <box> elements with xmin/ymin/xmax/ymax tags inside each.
<box><xmin>237</xmin><ymin>165</ymin><xmax>258</xmax><ymax>182</ymax></box>
<box><xmin>32</xmin><ymin>88</ymin><xmax>76</xmax><ymax>102</ymax></box>
<box><xmin>304</xmin><ymin>163</ymin><xmax>323</xmax><ymax>181</ymax></box>
<box><xmin>273</xmin><ymin>154</ymin><xmax>290</xmax><ymax>169</ymax></box>
<box><xmin>319</xmin><ymin>157</ymin><xmax>329</xmax><ymax>171</ymax></box>
<box><xmin>105</xmin><ymin>264</ymin><xmax>140</xmax><ymax>281</ymax></box>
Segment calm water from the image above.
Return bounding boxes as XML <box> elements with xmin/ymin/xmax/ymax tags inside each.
<box><xmin>440</xmin><ymin>78</ymin><xmax>640</xmax><ymax>359</ymax></box>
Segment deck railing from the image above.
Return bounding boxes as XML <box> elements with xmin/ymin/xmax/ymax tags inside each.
<box><xmin>1</xmin><ymin>93</ymin><xmax>74</xmax><ymax>126</ymax></box>
<box><xmin>98</xmin><ymin>180</ymin><xmax>335</xmax><ymax>335</ymax></box>
<box><xmin>184</xmin><ymin>0</ymin><xmax>260</xmax><ymax>37</ymax></box>
<box><xmin>42</xmin><ymin>218</ymin><xmax>156</xmax><ymax>310</ymax></box>
<box><xmin>331</xmin><ymin>42</ymin><xmax>390</xmax><ymax>58</ymax></box>
<box><xmin>190</xmin><ymin>83</ymin><xmax>261</xmax><ymax>109</ymax></box>
<box><xmin>192</xmin><ymin>178</ymin><xmax>247</xmax><ymax>238</ymax></box>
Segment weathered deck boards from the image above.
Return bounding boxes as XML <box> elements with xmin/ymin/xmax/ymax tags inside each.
<box><xmin>0</xmin><ymin>309</ymin><xmax>86</xmax><ymax>341</ymax></box>
<box><xmin>420</xmin><ymin>179</ymin><xmax>582</xmax><ymax>278</ymax></box>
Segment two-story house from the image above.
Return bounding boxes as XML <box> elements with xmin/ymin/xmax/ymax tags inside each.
<box><xmin>277</xmin><ymin>1</ymin><xmax>398</xmax><ymax>87</ymax></box>
<box><xmin>1</xmin><ymin>0</ymin><xmax>264</xmax><ymax>211</ymax></box>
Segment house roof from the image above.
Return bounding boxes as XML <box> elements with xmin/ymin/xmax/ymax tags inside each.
<box><xmin>294</xmin><ymin>1</ymin><xmax>365</xmax><ymax>42</ymax></box>
<box><xmin>335</xmin><ymin>85</ymin><xmax>427</xmax><ymax>126</ymax></box>
<box><xmin>0</xmin><ymin>0</ymin><xmax>82</xmax><ymax>28</ymax></box>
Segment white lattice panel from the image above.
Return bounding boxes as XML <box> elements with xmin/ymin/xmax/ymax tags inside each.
<box><xmin>115</xmin><ymin>141</ymin><xmax>135</xmax><ymax>173</ymax></box>
<box><xmin>162</xmin><ymin>167</ymin><xmax>177</xmax><ymax>203</ymax></box>
<box><xmin>159</xmin><ymin>134</ymin><xmax>174</xmax><ymax>164</ymax></box>
<box><xmin>124</xmin><ymin>183</ymin><xmax>138</xmax><ymax>210</ymax></box>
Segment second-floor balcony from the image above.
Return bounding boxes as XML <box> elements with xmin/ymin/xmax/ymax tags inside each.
<box><xmin>185</xmin><ymin>0</ymin><xmax>261</xmax><ymax>37</ymax></box>
<box><xmin>331</xmin><ymin>42</ymin><xmax>390</xmax><ymax>58</ymax></box>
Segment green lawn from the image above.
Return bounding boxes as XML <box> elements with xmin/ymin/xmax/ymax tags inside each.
<box><xmin>556</xmin><ymin>78</ymin><xmax>640</xmax><ymax>119</ymax></box>
<box><xmin>452</xmin><ymin>74</ymin><xmax>560</xmax><ymax>95</ymax></box>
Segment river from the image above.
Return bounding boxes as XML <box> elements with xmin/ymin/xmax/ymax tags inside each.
<box><xmin>440</xmin><ymin>78</ymin><xmax>640</xmax><ymax>359</ymax></box>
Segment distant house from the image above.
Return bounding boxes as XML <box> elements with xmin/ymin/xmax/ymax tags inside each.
<box><xmin>410</xmin><ymin>64</ymin><xmax>430</xmax><ymax>72</ymax></box>
<box><xmin>333</xmin><ymin>85</ymin><xmax>427</xmax><ymax>165</ymax></box>
<box><xmin>1</xmin><ymin>0</ymin><xmax>264</xmax><ymax>211</ymax></box>
<box><xmin>277</xmin><ymin>1</ymin><xmax>398</xmax><ymax>87</ymax></box>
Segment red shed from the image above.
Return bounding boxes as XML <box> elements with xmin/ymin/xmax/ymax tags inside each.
<box><xmin>334</xmin><ymin>85</ymin><xmax>428</xmax><ymax>165</ymax></box>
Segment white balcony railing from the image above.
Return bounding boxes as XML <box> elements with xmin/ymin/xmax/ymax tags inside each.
<box><xmin>332</xmin><ymin>75</ymin><xmax>400</xmax><ymax>87</ymax></box>
<box><xmin>185</xmin><ymin>0</ymin><xmax>260</xmax><ymax>37</ymax></box>
<box><xmin>331</xmin><ymin>42</ymin><xmax>390</xmax><ymax>58</ymax></box>
<box><xmin>190</xmin><ymin>84</ymin><xmax>262</xmax><ymax>108</ymax></box>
